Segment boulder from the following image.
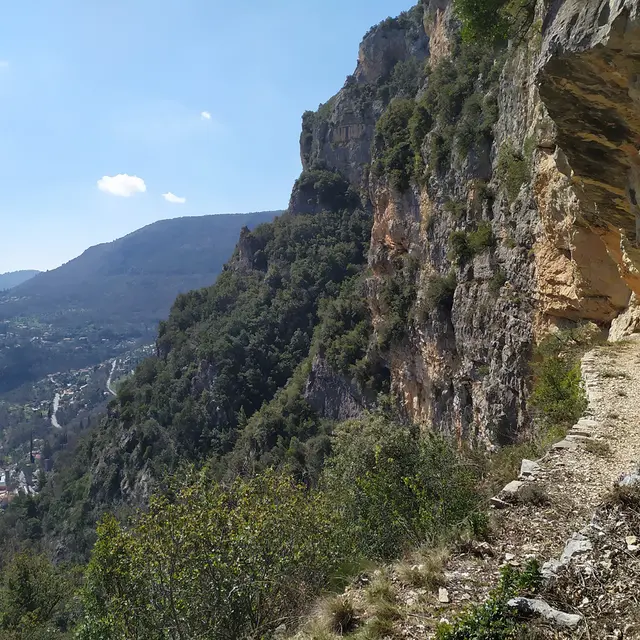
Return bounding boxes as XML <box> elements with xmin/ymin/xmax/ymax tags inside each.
<box><xmin>519</xmin><ymin>459</ymin><xmax>541</xmax><ymax>478</ymax></box>
<box><xmin>507</xmin><ymin>597</ymin><xmax>582</xmax><ymax>629</ymax></box>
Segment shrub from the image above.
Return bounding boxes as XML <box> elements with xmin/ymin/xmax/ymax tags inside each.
<box><xmin>583</xmin><ymin>439</ymin><xmax>612</xmax><ymax>458</ymax></box>
<box><xmin>321</xmin><ymin>596</ymin><xmax>357</xmax><ymax>634</ymax></box>
<box><xmin>323</xmin><ymin>415</ymin><xmax>481</xmax><ymax>559</ymax></box>
<box><xmin>78</xmin><ymin>471</ymin><xmax>346</xmax><ymax>639</ymax></box>
<box><xmin>530</xmin><ymin>336</ymin><xmax>587</xmax><ymax>429</ymax></box>
<box><xmin>373</xmin><ymin>99</ymin><xmax>416</xmax><ymax>192</ymax></box>
<box><xmin>436</xmin><ymin>560</ymin><xmax>542</xmax><ymax>639</ymax></box>
<box><xmin>0</xmin><ymin>553</ymin><xmax>78</xmax><ymax>636</ymax></box>
<box><xmin>454</xmin><ymin>0</ymin><xmax>535</xmax><ymax>44</ymax></box>
<box><xmin>489</xmin><ymin>269</ymin><xmax>507</xmax><ymax>295</ymax></box>
<box><xmin>468</xmin><ymin>222</ymin><xmax>495</xmax><ymax>253</ymax></box>
<box><xmin>420</xmin><ymin>272</ymin><xmax>457</xmax><ymax>317</ymax></box>
<box><xmin>496</xmin><ymin>143</ymin><xmax>531</xmax><ymax>203</ymax></box>
<box><xmin>449</xmin><ymin>231</ymin><xmax>473</xmax><ymax>264</ymax></box>
<box><xmin>449</xmin><ymin>223</ymin><xmax>494</xmax><ymax>265</ymax></box>
<box><xmin>515</xmin><ymin>484</ymin><xmax>550</xmax><ymax>506</ymax></box>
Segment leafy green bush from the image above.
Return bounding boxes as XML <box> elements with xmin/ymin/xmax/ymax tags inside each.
<box><xmin>496</xmin><ymin>143</ymin><xmax>531</xmax><ymax>203</ymax></box>
<box><xmin>530</xmin><ymin>334</ymin><xmax>587</xmax><ymax>429</ymax></box>
<box><xmin>449</xmin><ymin>223</ymin><xmax>494</xmax><ymax>265</ymax></box>
<box><xmin>323</xmin><ymin>415</ymin><xmax>481</xmax><ymax>559</ymax></box>
<box><xmin>489</xmin><ymin>269</ymin><xmax>507</xmax><ymax>295</ymax></box>
<box><xmin>373</xmin><ymin>99</ymin><xmax>416</xmax><ymax>191</ymax></box>
<box><xmin>78</xmin><ymin>471</ymin><xmax>346</xmax><ymax>640</ymax></box>
<box><xmin>449</xmin><ymin>231</ymin><xmax>473</xmax><ymax>264</ymax></box>
<box><xmin>293</xmin><ymin>169</ymin><xmax>360</xmax><ymax>212</ymax></box>
<box><xmin>377</xmin><ymin>256</ymin><xmax>419</xmax><ymax>347</ymax></box>
<box><xmin>436</xmin><ymin>560</ymin><xmax>542</xmax><ymax>639</ymax></box>
<box><xmin>454</xmin><ymin>0</ymin><xmax>536</xmax><ymax>44</ymax></box>
<box><xmin>468</xmin><ymin>223</ymin><xmax>495</xmax><ymax>253</ymax></box>
<box><xmin>418</xmin><ymin>272</ymin><xmax>457</xmax><ymax>319</ymax></box>
<box><xmin>0</xmin><ymin>552</ymin><xmax>79</xmax><ymax>638</ymax></box>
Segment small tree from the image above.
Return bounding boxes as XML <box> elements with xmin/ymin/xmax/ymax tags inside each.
<box><xmin>78</xmin><ymin>471</ymin><xmax>346</xmax><ymax>639</ymax></box>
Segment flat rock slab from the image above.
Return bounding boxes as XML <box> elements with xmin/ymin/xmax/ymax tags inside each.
<box><xmin>576</xmin><ymin>418</ymin><xmax>600</xmax><ymax>429</ymax></box>
<box><xmin>569</xmin><ymin>428</ymin><xmax>592</xmax><ymax>438</ymax></box>
<box><xmin>553</xmin><ymin>439</ymin><xmax>578</xmax><ymax>451</ymax></box>
<box><xmin>490</xmin><ymin>496</ymin><xmax>510</xmax><ymax>509</ymax></box>
<box><xmin>520</xmin><ymin>459</ymin><xmax>541</xmax><ymax>477</ymax></box>
<box><xmin>502</xmin><ymin>480</ymin><xmax>524</xmax><ymax>495</ymax></box>
<box><xmin>507</xmin><ymin>597</ymin><xmax>582</xmax><ymax>629</ymax></box>
<box><xmin>560</xmin><ymin>533</ymin><xmax>592</xmax><ymax>564</ymax></box>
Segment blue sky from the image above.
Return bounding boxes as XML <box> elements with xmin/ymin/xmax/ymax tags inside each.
<box><xmin>0</xmin><ymin>0</ymin><xmax>412</xmax><ymax>273</ymax></box>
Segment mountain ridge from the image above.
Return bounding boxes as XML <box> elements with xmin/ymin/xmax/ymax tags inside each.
<box><xmin>0</xmin><ymin>270</ymin><xmax>40</xmax><ymax>291</ymax></box>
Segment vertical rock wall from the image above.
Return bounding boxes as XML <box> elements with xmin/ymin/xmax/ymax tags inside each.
<box><xmin>300</xmin><ymin>0</ymin><xmax>639</xmax><ymax>446</ymax></box>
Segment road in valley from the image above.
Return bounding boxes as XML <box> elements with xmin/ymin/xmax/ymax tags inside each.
<box><xmin>107</xmin><ymin>359</ymin><xmax>118</xmax><ymax>396</ymax></box>
<box><xmin>50</xmin><ymin>393</ymin><xmax>62</xmax><ymax>429</ymax></box>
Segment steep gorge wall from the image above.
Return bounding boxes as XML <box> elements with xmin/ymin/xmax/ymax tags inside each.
<box><xmin>300</xmin><ymin>0</ymin><xmax>639</xmax><ymax>447</ymax></box>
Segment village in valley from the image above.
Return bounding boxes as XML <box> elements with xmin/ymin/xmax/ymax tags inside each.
<box><xmin>0</xmin><ymin>343</ymin><xmax>154</xmax><ymax>505</ymax></box>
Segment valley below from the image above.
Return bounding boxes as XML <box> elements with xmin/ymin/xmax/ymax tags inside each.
<box><xmin>0</xmin><ymin>0</ymin><xmax>640</xmax><ymax>638</ymax></box>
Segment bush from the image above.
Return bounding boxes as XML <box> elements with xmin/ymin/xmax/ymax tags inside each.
<box><xmin>496</xmin><ymin>143</ymin><xmax>531</xmax><ymax>203</ymax></box>
<box><xmin>77</xmin><ymin>471</ymin><xmax>346</xmax><ymax>640</ymax></box>
<box><xmin>323</xmin><ymin>415</ymin><xmax>481</xmax><ymax>559</ymax></box>
<box><xmin>0</xmin><ymin>553</ymin><xmax>78</xmax><ymax>636</ymax></box>
<box><xmin>373</xmin><ymin>99</ymin><xmax>417</xmax><ymax>191</ymax></box>
<box><xmin>489</xmin><ymin>269</ymin><xmax>507</xmax><ymax>295</ymax></box>
<box><xmin>468</xmin><ymin>223</ymin><xmax>495</xmax><ymax>253</ymax></box>
<box><xmin>530</xmin><ymin>336</ymin><xmax>587</xmax><ymax>429</ymax></box>
<box><xmin>454</xmin><ymin>0</ymin><xmax>535</xmax><ymax>44</ymax></box>
<box><xmin>436</xmin><ymin>560</ymin><xmax>543</xmax><ymax>639</ymax></box>
<box><xmin>449</xmin><ymin>223</ymin><xmax>494</xmax><ymax>265</ymax></box>
<box><xmin>449</xmin><ymin>231</ymin><xmax>473</xmax><ymax>264</ymax></box>
<box><xmin>419</xmin><ymin>272</ymin><xmax>457</xmax><ymax>319</ymax></box>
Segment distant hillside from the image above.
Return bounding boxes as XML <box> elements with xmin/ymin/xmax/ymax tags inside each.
<box><xmin>2</xmin><ymin>212</ymin><xmax>279</xmax><ymax>323</ymax></box>
<box><xmin>0</xmin><ymin>211</ymin><xmax>280</xmax><ymax>391</ymax></box>
<box><xmin>0</xmin><ymin>270</ymin><xmax>40</xmax><ymax>291</ymax></box>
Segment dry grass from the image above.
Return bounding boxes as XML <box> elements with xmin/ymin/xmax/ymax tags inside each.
<box><xmin>514</xmin><ymin>484</ymin><xmax>550</xmax><ymax>506</ymax></box>
<box><xmin>395</xmin><ymin>547</ymin><xmax>449</xmax><ymax>591</ymax></box>
<box><xmin>601</xmin><ymin>369</ymin><xmax>629</xmax><ymax>379</ymax></box>
<box><xmin>583</xmin><ymin>439</ymin><xmax>612</xmax><ymax>458</ymax></box>
<box><xmin>365</xmin><ymin>572</ymin><xmax>396</xmax><ymax>605</ymax></box>
<box><xmin>350</xmin><ymin>616</ymin><xmax>395</xmax><ymax>640</ymax></box>
<box><xmin>604</xmin><ymin>483</ymin><xmax>640</xmax><ymax>510</ymax></box>
<box><xmin>315</xmin><ymin>596</ymin><xmax>357</xmax><ymax>636</ymax></box>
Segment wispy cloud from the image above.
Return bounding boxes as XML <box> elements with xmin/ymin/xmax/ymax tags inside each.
<box><xmin>162</xmin><ymin>192</ymin><xmax>186</xmax><ymax>204</ymax></box>
<box><xmin>111</xmin><ymin>102</ymin><xmax>223</xmax><ymax>146</ymax></box>
<box><xmin>97</xmin><ymin>174</ymin><xmax>147</xmax><ymax>197</ymax></box>
<box><xmin>201</xmin><ymin>111</ymin><xmax>211</xmax><ymax>120</ymax></box>
<box><xmin>0</xmin><ymin>61</ymin><xmax>9</xmax><ymax>69</ymax></box>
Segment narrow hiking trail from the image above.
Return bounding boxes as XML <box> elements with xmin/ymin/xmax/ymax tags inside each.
<box><xmin>306</xmin><ymin>337</ymin><xmax>640</xmax><ymax>639</ymax></box>
<box><xmin>411</xmin><ymin>336</ymin><xmax>640</xmax><ymax>638</ymax></box>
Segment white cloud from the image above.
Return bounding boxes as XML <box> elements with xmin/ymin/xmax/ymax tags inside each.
<box><xmin>201</xmin><ymin>111</ymin><xmax>211</xmax><ymax>120</ymax></box>
<box><xmin>97</xmin><ymin>174</ymin><xmax>147</xmax><ymax>197</ymax></box>
<box><xmin>162</xmin><ymin>192</ymin><xmax>186</xmax><ymax>204</ymax></box>
<box><xmin>0</xmin><ymin>61</ymin><xmax>9</xmax><ymax>69</ymax></box>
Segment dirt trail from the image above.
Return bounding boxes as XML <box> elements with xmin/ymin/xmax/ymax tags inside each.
<box><xmin>309</xmin><ymin>337</ymin><xmax>640</xmax><ymax>639</ymax></box>
<box><xmin>404</xmin><ymin>335</ymin><xmax>640</xmax><ymax>637</ymax></box>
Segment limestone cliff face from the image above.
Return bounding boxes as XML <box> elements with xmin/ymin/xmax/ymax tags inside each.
<box><xmin>300</xmin><ymin>0</ymin><xmax>640</xmax><ymax>446</ymax></box>
<box><xmin>299</xmin><ymin>6</ymin><xmax>429</xmax><ymax>190</ymax></box>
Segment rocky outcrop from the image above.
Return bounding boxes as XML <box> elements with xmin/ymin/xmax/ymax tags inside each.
<box><xmin>298</xmin><ymin>0</ymin><xmax>640</xmax><ymax>445</ymax></box>
<box><xmin>303</xmin><ymin>356</ymin><xmax>369</xmax><ymax>421</ymax></box>
<box><xmin>538</xmin><ymin>0</ymin><xmax>640</xmax><ymax>294</ymax></box>
<box><xmin>300</xmin><ymin>7</ymin><xmax>428</xmax><ymax>189</ymax></box>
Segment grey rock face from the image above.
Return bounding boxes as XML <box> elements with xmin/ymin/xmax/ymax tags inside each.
<box><xmin>300</xmin><ymin>9</ymin><xmax>429</xmax><ymax>190</ymax></box>
<box><xmin>303</xmin><ymin>356</ymin><xmax>369</xmax><ymax>421</ymax></box>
